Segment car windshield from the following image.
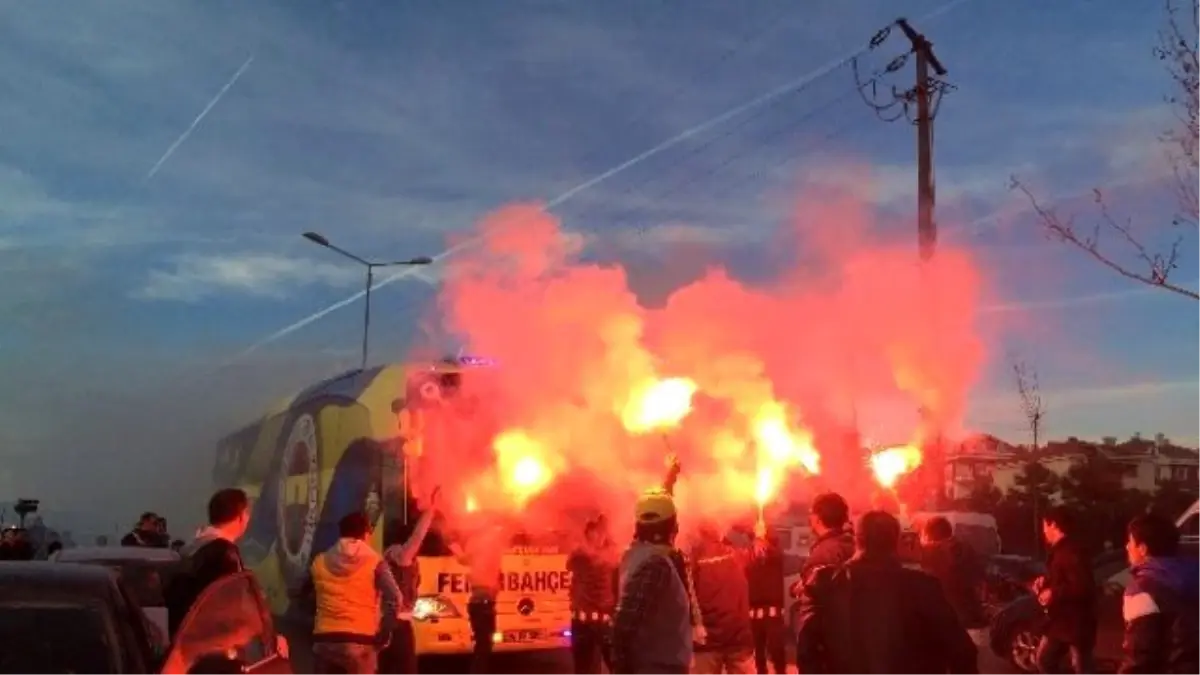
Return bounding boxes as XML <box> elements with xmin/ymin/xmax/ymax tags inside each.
<box><xmin>0</xmin><ymin>601</ymin><xmax>119</xmax><ymax>674</ymax></box>
<box><xmin>81</xmin><ymin>560</ymin><xmax>177</xmax><ymax>607</ymax></box>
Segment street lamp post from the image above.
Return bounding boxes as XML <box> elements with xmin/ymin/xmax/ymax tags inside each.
<box><xmin>302</xmin><ymin>232</ymin><xmax>432</xmax><ymax>371</ymax></box>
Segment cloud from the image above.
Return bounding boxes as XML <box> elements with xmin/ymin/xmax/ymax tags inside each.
<box><xmin>134</xmin><ymin>252</ymin><xmax>363</xmax><ymax>303</ymax></box>
<box><xmin>3</xmin><ymin>0</ymin><xmax>1196</xmax><ymax>526</ymax></box>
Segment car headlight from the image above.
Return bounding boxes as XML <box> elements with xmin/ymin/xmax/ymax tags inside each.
<box><xmin>412</xmin><ymin>595</ymin><xmax>461</xmax><ymax>622</ymax></box>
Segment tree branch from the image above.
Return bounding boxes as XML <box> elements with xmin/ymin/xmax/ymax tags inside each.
<box><xmin>1008</xmin><ymin>0</ymin><xmax>1197</xmax><ymax>302</ymax></box>
<box><xmin>1009</xmin><ymin>179</ymin><xmax>1200</xmax><ymax>300</ymax></box>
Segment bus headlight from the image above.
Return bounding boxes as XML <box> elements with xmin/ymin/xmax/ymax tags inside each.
<box><xmin>412</xmin><ymin>595</ymin><xmax>461</xmax><ymax>622</ymax></box>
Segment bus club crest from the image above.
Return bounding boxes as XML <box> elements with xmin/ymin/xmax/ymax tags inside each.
<box><xmin>277</xmin><ymin>412</ymin><xmax>319</xmax><ymax>578</ymax></box>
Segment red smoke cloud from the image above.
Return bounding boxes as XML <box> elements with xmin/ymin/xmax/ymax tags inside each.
<box><xmin>410</xmin><ymin>177</ymin><xmax>988</xmax><ymax>542</ymax></box>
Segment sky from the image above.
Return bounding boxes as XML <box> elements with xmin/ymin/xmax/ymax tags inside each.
<box><xmin>0</xmin><ymin>0</ymin><xmax>1196</xmax><ymax>534</ymax></box>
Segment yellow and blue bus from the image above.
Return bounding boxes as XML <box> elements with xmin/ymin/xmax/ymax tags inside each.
<box><xmin>213</xmin><ymin>358</ymin><xmax>572</xmax><ymax>656</ymax></box>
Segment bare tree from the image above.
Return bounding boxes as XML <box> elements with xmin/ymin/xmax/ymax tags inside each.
<box><xmin>1013</xmin><ymin>358</ymin><xmax>1046</xmax><ymax>451</ymax></box>
<box><xmin>1011</xmin><ymin>0</ymin><xmax>1199</xmax><ymax>301</ymax></box>
<box><xmin>1013</xmin><ymin>357</ymin><xmax>1049</xmax><ymax>556</ymax></box>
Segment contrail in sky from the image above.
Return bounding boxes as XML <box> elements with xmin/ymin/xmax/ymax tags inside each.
<box><xmin>231</xmin><ymin>0</ymin><xmax>978</xmax><ymax>362</ymax></box>
<box><xmin>145</xmin><ymin>54</ymin><xmax>255</xmax><ymax>181</ymax></box>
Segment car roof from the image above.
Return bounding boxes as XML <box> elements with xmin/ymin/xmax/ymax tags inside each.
<box><xmin>55</xmin><ymin>546</ymin><xmax>180</xmax><ymax>563</ymax></box>
<box><xmin>0</xmin><ymin>561</ymin><xmax>119</xmax><ymax>593</ymax></box>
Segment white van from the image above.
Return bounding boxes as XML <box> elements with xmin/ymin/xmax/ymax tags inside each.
<box><xmin>907</xmin><ymin>511</ymin><xmax>1002</xmax><ymax>558</ymax></box>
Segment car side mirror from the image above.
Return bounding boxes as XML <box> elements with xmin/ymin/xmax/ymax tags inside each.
<box><xmin>184</xmin><ymin>653</ymin><xmax>243</xmax><ymax>672</ymax></box>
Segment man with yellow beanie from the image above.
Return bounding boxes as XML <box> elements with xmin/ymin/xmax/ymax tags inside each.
<box><xmin>310</xmin><ymin>511</ymin><xmax>404</xmax><ymax>674</ymax></box>
<box><xmin>612</xmin><ymin>485</ymin><xmax>697</xmax><ymax>674</ymax></box>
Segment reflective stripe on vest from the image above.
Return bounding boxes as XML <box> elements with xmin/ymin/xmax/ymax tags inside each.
<box><xmin>312</xmin><ymin>553</ymin><xmax>381</xmax><ymax>636</ymax></box>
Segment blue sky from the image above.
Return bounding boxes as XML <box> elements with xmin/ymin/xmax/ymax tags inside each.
<box><xmin>0</xmin><ymin>0</ymin><xmax>1196</xmax><ymax>531</ymax></box>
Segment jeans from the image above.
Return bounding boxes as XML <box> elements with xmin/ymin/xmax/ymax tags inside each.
<box><xmin>1037</xmin><ymin>635</ymin><xmax>1095</xmax><ymax>674</ymax></box>
<box><xmin>378</xmin><ymin>621</ymin><xmax>417</xmax><ymax>674</ymax></box>
<box><xmin>570</xmin><ymin>618</ymin><xmax>613</xmax><ymax>674</ymax></box>
<box><xmin>751</xmin><ymin>617</ymin><xmax>788</xmax><ymax>674</ymax></box>
<box><xmin>312</xmin><ymin>642</ymin><xmax>378</xmax><ymax>674</ymax></box>
<box><xmin>467</xmin><ymin>597</ymin><xmax>496</xmax><ymax>675</ymax></box>
<box><xmin>693</xmin><ymin>649</ymin><xmax>756</xmax><ymax>674</ymax></box>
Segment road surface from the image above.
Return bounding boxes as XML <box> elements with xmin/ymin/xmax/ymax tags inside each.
<box><xmin>285</xmin><ymin>624</ymin><xmax>1017</xmax><ymax>672</ymax></box>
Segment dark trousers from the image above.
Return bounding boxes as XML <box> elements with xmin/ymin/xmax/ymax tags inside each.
<box><xmin>1036</xmin><ymin>635</ymin><xmax>1096</xmax><ymax>674</ymax></box>
<box><xmin>570</xmin><ymin>618</ymin><xmax>613</xmax><ymax>674</ymax></box>
<box><xmin>751</xmin><ymin>617</ymin><xmax>787</xmax><ymax>674</ymax></box>
<box><xmin>378</xmin><ymin>620</ymin><xmax>417</xmax><ymax>674</ymax></box>
<box><xmin>468</xmin><ymin>597</ymin><xmax>496</xmax><ymax>674</ymax></box>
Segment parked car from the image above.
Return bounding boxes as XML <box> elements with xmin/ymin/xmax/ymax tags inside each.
<box><xmin>53</xmin><ymin>545</ymin><xmax>180</xmax><ymax>645</ymax></box>
<box><xmin>0</xmin><ymin>562</ymin><xmax>290</xmax><ymax>674</ymax></box>
<box><xmin>0</xmin><ymin>561</ymin><xmax>162</xmax><ymax>673</ymax></box>
<box><xmin>982</xmin><ymin>555</ymin><xmax>1045</xmax><ymax>608</ymax></box>
<box><xmin>989</xmin><ymin>550</ymin><xmax>1135</xmax><ymax>673</ymax></box>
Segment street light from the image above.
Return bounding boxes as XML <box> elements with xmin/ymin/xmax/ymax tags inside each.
<box><xmin>302</xmin><ymin>231</ymin><xmax>433</xmax><ymax>371</ymax></box>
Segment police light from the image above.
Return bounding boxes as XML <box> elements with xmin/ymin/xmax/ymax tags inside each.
<box><xmin>456</xmin><ymin>354</ymin><xmax>497</xmax><ymax>367</ymax></box>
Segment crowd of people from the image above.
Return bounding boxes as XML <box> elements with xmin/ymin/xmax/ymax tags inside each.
<box><xmin>120</xmin><ymin>511</ymin><xmax>185</xmax><ymax>551</ymax></box>
<box><xmin>108</xmin><ymin>465</ymin><xmax>1195</xmax><ymax>674</ymax></box>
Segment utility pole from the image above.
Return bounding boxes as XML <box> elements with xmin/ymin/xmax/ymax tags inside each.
<box><xmin>853</xmin><ymin>19</ymin><xmax>952</xmax><ymax>508</ymax></box>
<box><xmin>852</xmin><ymin>18</ymin><xmax>952</xmax><ymax>260</ymax></box>
<box><xmin>896</xmin><ymin>19</ymin><xmax>946</xmax><ymax>262</ymax></box>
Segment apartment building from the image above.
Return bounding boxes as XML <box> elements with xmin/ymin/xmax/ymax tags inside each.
<box><xmin>943</xmin><ymin>433</ymin><xmax>1199</xmax><ymax>501</ymax></box>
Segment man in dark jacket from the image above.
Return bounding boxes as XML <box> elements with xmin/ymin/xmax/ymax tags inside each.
<box><xmin>1118</xmin><ymin>512</ymin><xmax>1199</xmax><ymax>674</ymax></box>
<box><xmin>690</xmin><ymin>523</ymin><xmax>755</xmax><ymax>674</ymax></box>
<box><xmin>1035</xmin><ymin>506</ymin><xmax>1097</xmax><ymax>674</ymax></box>
<box><xmin>165</xmin><ymin>489</ymin><xmax>251</xmax><ymax>637</ymax></box>
<box><xmin>567</xmin><ymin>516</ymin><xmax>619</xmax><ymax>674</ymax></box>
<box><xmin>919</xmin><ymin>516</ymin><xmax>987</xmax><ymax>647</ymax></box>
<box><xmin>379</xmin><ymin>486</ymin><xmax>441</xmax><ymax>674</ymax></box>
<box><xmin>122</xmin><ymin>512</ymin><xmax>165</xmax><ymax>548</ymax></box>
<box><xmin>745</xmin><ymin>528</ymin><xmax>787</xmax><ymax>674</ymax></box>
<box><xmin>795</xmin><ymin>510</ymin><xmax>978</xmax><ymax>674</ymax></box>
<box><xmin>799</xmin><ymin>493</ymin><xmax>855</xmax><ymax>581</ymax></box>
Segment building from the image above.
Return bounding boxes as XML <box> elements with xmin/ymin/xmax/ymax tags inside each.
<box><xmin>943</xmin><ymin>433</ymin><xmax>1199</xmax><ymax>501</ymax></box>
<box><xmin>943</xmin><ymin>433</ymin><xmax>1022</xmax><ymax>501</ymax></box>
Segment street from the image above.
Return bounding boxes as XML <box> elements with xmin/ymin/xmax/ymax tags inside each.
<box><xmin>281</xmin><ymin>623</ymin><xmax>1023</xmax><ymax>674</ymax></box>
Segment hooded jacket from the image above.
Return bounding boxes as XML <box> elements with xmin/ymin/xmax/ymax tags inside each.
<box><xmin>312</xmin><ymin>538</ymin><xmax>403</xmax><ymax>643</ymax></box>
<box><xmin>166</xmin><ymin>527</ymin><xmax>244</xmax><ymax>637</ymax></box>
<box><xmin>1119</xmin><ymin>556</ymin><xmax>1199</xmax><ymax>674</ymax></box>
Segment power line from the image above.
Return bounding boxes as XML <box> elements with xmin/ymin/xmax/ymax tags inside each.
<box><xmin>562</xmin><ymin>37</ymin><xmax>907</xmax><ymax>237</ymax></box>
<box><xmin>229</xmin><ymin>0</ymin><xmax>982</xmax><ymax>363</ymax></box>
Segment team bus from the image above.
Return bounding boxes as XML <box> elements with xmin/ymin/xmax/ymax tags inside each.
<box><xmin>212</xmin><ymin>357</ymin><xmax>572</xmax><ymax>656</ymax></box>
